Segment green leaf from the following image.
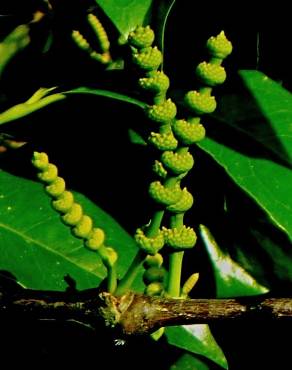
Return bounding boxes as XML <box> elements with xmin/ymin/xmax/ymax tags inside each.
<box><xmin>239</xmin><ymin>70</ymin><xmax>292</xmax><ymax>165</ymax></box>
<box><xmin>170</xmin><ymin>353</ymin><xmax>211</xmax><ymax>370</ymax></box>
<box><xmin>0</xmin><ymin>24</ymin><xmax>30</xmax><ymax>77</ymax></box>
<box><xmin>199</xmin><ymin>224</ymin><xmax>269</xmax><ymax>298</ymax></box>
<box><xmin>0</xmin><ymin>88</ymin><xmax>65</xmax><ymax>126</ymax></box>
<box><xmin>96</xmin><ymin>0</ymin><xmax>153</xmax><ymax>37</ymax></box>
<box><xmin>199</xmin><ymin>71</ymin><xmax>292</xmax><ymax>241</ymax></box>
<box><xmin>165</xmin><ymin>325</ymin><xmax>228</xmax><ymax>369</ymax></box>
<box><xmin>64</xmin><ymin>87</ymin><xmax>147</xmax><ymax>109</ymax></box>
<box><xmin>128</xmin><ymin>129</ymin><xmax>147</xmax><ymax>145</ymax></box>
<box><xmin>0</xmin><ymin>170</ymin><xmax>140</xmax><ymax>291</ymax></box>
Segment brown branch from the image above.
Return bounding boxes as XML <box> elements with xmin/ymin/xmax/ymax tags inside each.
<box><xmin>1</xmin><ymin>288</ymin><xmax>292</xmax><ymax>336</ymax></box>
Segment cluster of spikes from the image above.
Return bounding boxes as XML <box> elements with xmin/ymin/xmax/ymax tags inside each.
<box><xmin>72</xmin><ymin>13</ymin><xmax>111</xmax><ymax>64</ymax></box>
<box><xmin>31</xmin><ymin>22</ymin><xmax>231</xmax><ymax>304</ymax></box>
<box><xmin>127</xmin><ymin>26</ymin><xmax>232</xmax><ymax>298</ymax></box>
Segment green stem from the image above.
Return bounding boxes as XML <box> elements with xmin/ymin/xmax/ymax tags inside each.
<box><xmin>166</xmin><ymin>213</ymin><xmax>185</xmax><ymax>297</ymax></box>
<box><xmin>154</xmin><ymin>92</ymin><xmax>166</xmax><ymax>105</ymax></box>
<box><xmin>115</xmin><ymin>249</ymin><xmax>145</xmax><ymax>296</ymax></box>
<box><xmin>146</xmin><ymin>209</ymin><xmax>164</xmax><ymax>237</ymax></box>
<box><xmin>209</xmin><ymin>57</ymin><xmax>223</xmax><ymax>65</ymax></box>
<box><xmin>107</xmin><ymin>265</ymin><xmax>118</xmax><ymax>294</ymax></box>
<box><xmin>198</xmin><ymin>86</ymin><xmax>212</xmax><ymax>95</ymax></box>
<box><xmin>167</xmin><ymin>251</ymin><xmax>184</xmax><ymax>297</ymax></box>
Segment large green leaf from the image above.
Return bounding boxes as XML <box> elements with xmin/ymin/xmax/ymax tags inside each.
<box><xmin>199</xmin><ymin>70</ymin><xmax>292</xmax><ymax>241</ymax></box>
<box><xmin>0</xmin><ymin>170</ymin><xmax>140</xmax><ymax>291</ymax></box>
<box><xmin>199</xmin><ymin>224</ymin><xmax>269</xmax><ymax>298</ymax></box>
<box><xmin>96</xmin><ymin>0</ymin><xmax>153</xmax><ymax>36</ymax></box>
<box><xmin>165</xmin><ymin>325</ymin><xmax>228</xmax><ymax>369</ymax></box>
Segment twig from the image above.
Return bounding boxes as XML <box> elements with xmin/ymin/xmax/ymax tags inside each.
<box><xmin>1</xmin><ymin>288</ymin><xmax>292</xmax><ymax>336</ymax></box>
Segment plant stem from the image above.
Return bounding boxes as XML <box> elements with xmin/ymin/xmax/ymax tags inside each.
<box><xmin>146</xmin><ymin>209</ymin><xmax>164</xmax><ymax>237</ymax></box>
<box><xmin>167</xmin><ymin>251</ymin><xmax>184</xmax><ymax>297</ymax></box>
<box><xmin>115</xmin><ymin>249</ymin><xmax>145</xmax><ymax>296</ymax></box>
<box><xmin>3</xmin><ymin>289</ymin><xmax>292</xmax><ymax>337</ymax></box>
<box><xmin>107</xmin><ymin>265</ymin><xmax>118</xmax><ymax>294</ymax></box>
<box><xmin>166</xmin><ymin>213</ymin><xmax>185</xmax><ymax>297</ymax></box>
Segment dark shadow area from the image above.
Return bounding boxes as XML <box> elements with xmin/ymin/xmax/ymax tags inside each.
<box><xmin>0</xmin><ymin>95</ymin><xmax>154</xmax><ymax>234</ymax></box>
<box><xmin>0</xmin><ymin>315</ymin><xmax>182</xmax><ymax>370</ymax></box>
<box><xmin>212</xmin><ymin>320</ymin><xmax>292</xmax><ymax>370</ymax></box>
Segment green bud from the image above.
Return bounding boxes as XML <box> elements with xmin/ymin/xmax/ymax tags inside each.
<box><xmin>144</xmin><ymin>253</ymin><xmax>164</xmax><ymax>268</ymax></box>
<box><xmin>143</xmin><ymin>266</ymin><xmax>165</xmax><ymax>284</ymax></box>
<box><xmin>147</xmin><ymin>99</ymin><xmax>177</xmax><ymax>123</ymax></box>
<box><xmin>153</xmin><ymin>160</ymin><xmax>168</xmax><ymax>178</ymax></box>
<box><xmin>128</xmin><ymin>26</ymin><xmax>155</xmax><ymax>48</ymax></box>
<box><xmin>139</xmin><ymin>71</ymin><xmax>170</xmax><ymax>93</ymax></box>
<box><xmin>32</xmin><ymin>151</ymin><xmax>49</xmax><ymax>170</ymax></box>
<box><xmin>149</xmin><ymin>181</ymin><xmax>182</xmax><ymax>206</ymax></box>
<box><xmin>62</xmin><ymin>203</ymin><xmax>83</xmax><ymax>226</ymax></box>
<box><xmin>163</xmin><ymin>226</ymin><xmax>197</xmax><ymax>249</ymax></box>
<box><xmin>38</xmin><ymin>163</ymin><xmax>58</xmax><ymax>183</ymax></box>
<box><xmin>46</xmin><ymin>177</ymin><xmax>66</xmax><ymax>198</ymax></box>
<box><xmin>206</xmin><ymin>31</ymin><xmax>232</xmax><ymax>59</ymax></box>
<box><xmin>52</xmin><ymin>190</ymin><xmax>74</xmax><ymax>212</ymax></box>
<box><xmin>132</xmin><ymin>46</ymin><xmax>162</xmax><ymax>71</ymax></box>
<box><xmin>167</xmin><ymin>188</ymin><xmax>193</xmax><ymax>213</ymax></box>
<box><xmin>148</xmin><ymin>131</ymin><xmax>178</xmax><ymax>151</ymax></box>
<box><xmin>85</xmin><ymin>228</ymin><xmax>105</xmax><ymax>251</ymax></box>
<box><xmin>172</xmin><ymin>119</ymin><xmax>205</xmax><ymax>145</ymax></box>
<box><xmin>196</xmin><ymin>62</ymin><xmax>226</xmax><ymax>86</ymax></box>
<box><xmin>135</xmin><ymin>228</ymin><xmax>164</xmax><ymax>255</ymax></box>
<box><xmin>145</xmin><ymin>282</ymin><xmax>164</xmax><ymax>296</ymax></box>
<box><xmin>161</xmin><ymin>150</ymin><xmax>194</xmax><ymax>175</ymax></box>
<box><xmin>185</xmin><ymin>90</ymin><xmax>217</xmax><ymax>115</ymax></box>
<box><xmin>72</xmin><ymin>215</ymin><xmax>93</xmax><ymax>238</ymax></box>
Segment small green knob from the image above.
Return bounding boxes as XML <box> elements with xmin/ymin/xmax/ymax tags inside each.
<box><xmin>128</xmin><ymin>26</ymin><xmax>155</xmax><ymax>48</ymax></box>
<box><xmin>207</xmin><ymin>31</ymin><xmax>232</xmax><ymax>59</ymax></box>
<box><xmin>163</xmin><ymin>226</ymin><xmax>197</xmax><ymax>249</ymax></box>
<box><xmin>147</xmin><ymin>99</ymin><xmax>177</xmax><ymax>124</ymax></box>
<box><xmin>148</xmin><ymin>131</ymin><xmax>178</xmax><ymax>151</ymax></box>
<box><xmin>161</xmin><ymin>150</ymin><xmax>194</xmax><ymax>175</ymax></box>
<box><xmin>135</xmin><ymin>228</ymin><xmax>164</xmax><ymax>255</ymax></box>
<box><xmin>196</xmin><ymin>62</ymin><xmax>226</xmax><ymax>86</ymax></box>
<box><xmin>132</xmin><ymin>47</ymin><xmax>162</xmax><ymax>71</ymax></box>
<box><xmin>172</xmin><ymin>119</ymin><xmax>206</xmax><ymax>145</ymax></box>
<box><xmin>139</xmin><ymin>70</ymin><xmax>170</xmax><ymax>93</ymax></box>
<box><xmin>185</xmin><ymin>90</ymin><xmax>217</xmax><ymax>115</ymax></box>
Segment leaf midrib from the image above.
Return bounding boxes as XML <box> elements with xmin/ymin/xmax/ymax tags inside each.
<box><xmin>0</xmin><ymin>222</ymin><xmax>104</xmax><ymax>278</ymax></box>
